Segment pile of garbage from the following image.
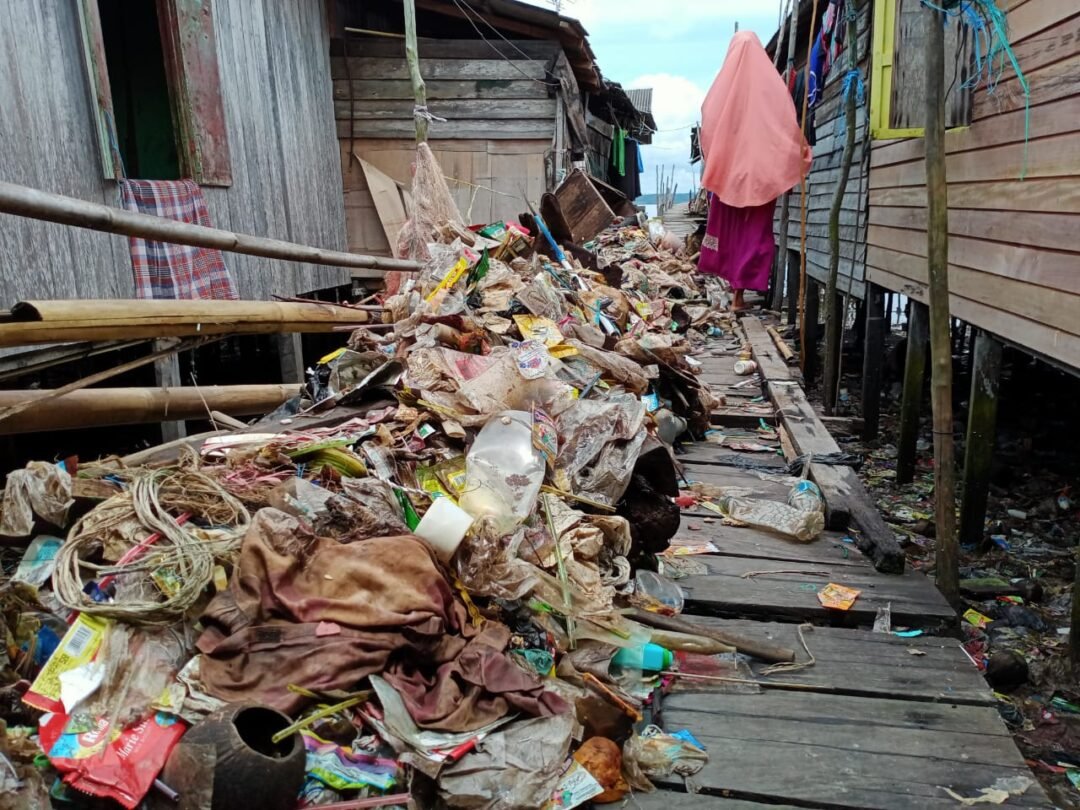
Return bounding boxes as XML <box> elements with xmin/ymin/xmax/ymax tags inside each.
<box><xmin>0</xmin><ymin>195</ymin><xmax>783</xmax><ymax>809</ymax></box>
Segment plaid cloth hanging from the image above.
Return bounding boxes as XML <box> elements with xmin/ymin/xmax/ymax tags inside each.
<box><xmin>119</xmin><ymin>179</ymin><xmax>237</xmax><ymax>300</ymax></box>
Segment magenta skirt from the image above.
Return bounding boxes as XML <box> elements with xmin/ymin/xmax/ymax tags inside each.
<box><xmin>698</xmin><ymin>195</ymin><xmax>777</xmax><ymax>291</ymax></box>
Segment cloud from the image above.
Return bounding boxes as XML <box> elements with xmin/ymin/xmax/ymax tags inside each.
<box><xmin>626</xmin><ymin>73</ymin><xmax>706</xmax><ymax>194</ymax></box>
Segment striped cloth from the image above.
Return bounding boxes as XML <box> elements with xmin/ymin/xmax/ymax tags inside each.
<box><xmin>120</xmin><ymin>179</ymin><xmax>237</xmax><ymax>300</ymax></box>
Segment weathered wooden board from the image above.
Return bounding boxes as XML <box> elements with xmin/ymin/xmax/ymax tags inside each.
<box><xmin>653</xmin><ymin>692</ymin><xmax>1050</xmax><ymax>808</ymax></box>
<box><xmin>330</xmin><ymin>56</ymin><xmax>549</xmax><ymax>81</ymax></box>
<box><xmin>675</xmin><ymin>617</ymin><xmax>993</xmax><ymax>704</ymax></box>
<box><xmin>629</xmin><ymin>794</ymin><xmax>800</xmax><ymax>810</ymax></box>
<box><xmin>338</xmin><ymin>118</ymin><xmax>555</xmax><ymax>139</ymax></box>
<box><xmin>672</xmin><ymin>519</ymin><xmax>870</xmax><ymax>569</ymax></box>
<box><xmin>676</xmin><ymin>554</ymin><xmax>954</xmax><ymax>628</ymax></box>
<box><xmin>333</xmin><ymin>78</ymin><xmax>552</xmax><ymax>101</ymax></box>
<box><xmin>335</xmin><ymin>98</ymin><xmax>557</xmax><ymax>121</ymax></box>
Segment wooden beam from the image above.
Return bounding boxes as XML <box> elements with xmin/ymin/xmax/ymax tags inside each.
<box><xmin>0</xmin><ymin>299</ymin><xmax>384</xmax><ymax>349</ymax></box>
<box><xmin>154</xmin><ymin>339</ymin><xmax>187</xmax><ymax>444</ymax></box>
<box><xmin>861</xmin><ymin>284</ymin><xmax>886</xmax><ymax>441</ymax></box>
<box><xmin>785</xmin><ymin>248</ymin><xmax>799</xmax><ymax>326</ymax></box>
<box><xmin>0</xmin><ymin>385</ymin><xmax>300</xmax><ymax>435</ymax></box>
<box><xmin>0</xmin><ymin>181</ymin><xmax>419</xmax><ymax>277</ymax></box>
<box><xmin>958</xmin><ymin>330</ymin><xmax>1002</xmax><ymax>548</ymax></box>
<box><xmin>896</xmin><ymin>301</ymin><xmax>929</xmax><ymax>484</ymax></box>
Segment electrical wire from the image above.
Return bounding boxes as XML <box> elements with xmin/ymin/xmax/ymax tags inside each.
<box><xmin>449</xmin><ymin>0</ymin><xmax>559</xmax><ymax>86</ymax></box>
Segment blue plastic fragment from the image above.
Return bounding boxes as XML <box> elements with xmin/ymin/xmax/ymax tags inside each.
<box><xmin>671</xmin><ymin>729</ymin><xmax>706</xmax><ymax>751</ymax></box>
<box><xmin>894</xmin><ymin>629</ymin><xmax>924</xmax><ymax>638</ymax></box>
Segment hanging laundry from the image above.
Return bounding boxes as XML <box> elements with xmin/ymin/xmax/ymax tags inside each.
<box><xmin>120</xmin><ymin>179</ymin><xmax>237</xmax><ymax>300</ymax></box>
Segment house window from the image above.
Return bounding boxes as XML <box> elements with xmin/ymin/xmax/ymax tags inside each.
<box><xmin>77</xmin><ymin>0</ymin><xmax>232</xmax><ymax>185</ymax></box>
<box><xmin>869</xmin><ymin>0</ymin><xmax>973</xmax><ymax>139</ymax></box>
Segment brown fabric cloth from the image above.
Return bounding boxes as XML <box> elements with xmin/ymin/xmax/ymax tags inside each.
<box><xmin>196</xmin><ymin>508</ymin><xmax>568</xmax><ymax>732</ymax></box>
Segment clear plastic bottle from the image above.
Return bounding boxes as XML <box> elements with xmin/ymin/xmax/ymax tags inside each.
<box><xmin>458</xmin><ymin>410</ymin><xmax>545</xmax><ymax>532</ymax></box>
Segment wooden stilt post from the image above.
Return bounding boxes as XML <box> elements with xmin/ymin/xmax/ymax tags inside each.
<box><xmin>785</xmin><ymin>248</ymin><xmax>799</xmax><ymax>326</ymax></box>
<box><xmin>823</xmin><ymin>5</ymin><xmax>859</xmax><ymax>414</ymax></box>
<box><xmin>896</xmin><ymin>301</ymin><xmax>929</xmax><ymax>484</ymax></box>
<box><xmin>803</xmin><ymin>280</ymin><xmax>822</xmax><ymax>386</ymax></box>
<box><xmin>861</xmin><ymin>284</ymin><xmax>886</xmax><ymax>441</ymax></box>
<box><xmin>403</xmin><ymin>0</ymin><xmax>428</xmax><ymax>144</ymax></box>
<box><xmin>958</xmin><ymin>330</ymin><xmax>1002</xmax><ymax>548</ymax></box>
<box><xmin>154</xmin><ymin>339</ymin><xmax>186</xmax><ymax>443</ymax></box>
<box><xmin>276</xmin><ymin>333</ymin><xmax>305</xmax><ymax>384</ymax></box>
<box><xmin>925</xmin><ymin>5</ymin><xmax>959</xmax><ymax>601</ymax></box>
<box><xmin>798</xmin><ymin>0</ymin><xmax>821</xmax><ymax>374</ymax></box>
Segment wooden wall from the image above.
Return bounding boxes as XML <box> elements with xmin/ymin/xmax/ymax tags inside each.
<box><xmin>866</xmin><ymin>0</ymin><xmax>1080</xmax><ymax>371</ymax></box>
<box><xmin>342</xmin><ymin>138</ymin><xmax>549</xmax><ymax>256</ymax></box>
<box><xmin>333</xmin><ymin>39</ymin><xmax>563</xmax><ymax>255</ymax></box>
<box><xmin>776</xmin><ymin>0</ymin><xmax>872</xmax><ymax>300</ymax></box>
<box><xmin>0</xmin><ymin>0</ymin><xmax>349</xmax><ymax>307</ymax></box>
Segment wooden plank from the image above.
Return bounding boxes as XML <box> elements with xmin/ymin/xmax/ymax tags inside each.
<box><xmin>678</xmin><ymin>617</ymin><xmax>994</xmax><ymax>705</ymax></box>
<box><xmin>866</xmin><ymin>225</ymin><xmax>1080</xmax><ymax>294</ymax></box>
<box><xmin>740</xmin><ymin>316</ymin><xmax>792</xmax><ymax>381</ymax></box>
<box><xmin>677</xmin><ymin>554</ymin><xmax>954</xmax><ymax>628</ymax></box>
<box><xmin>869</xmin><ymin>176</ymin><xmax>1080</xmax><ymax>213</ymax></box>
<box><xmin>330</xmin><ymin>56</ymin><xmax>549</xmax><ymax>81</ymax></box>
<box><xmin>890</xmin><ymin>0</ymin><xmax>972</xmax><ymax>130</ymax></box>
<box><xmin>654</xmin><ymin>692</ymin><xmax>1050</xmax><ymax>809</ymax></box>
<box><xmin>865</xmin><ymin>241</ymin><xmax>1080</xmax><ymax>335</ymax></box>
<box><xmin>333</xmin><ymin>78</ymin><xmax>551</xmax><ymax>101</ymax></box>
<box><xmin>358</xmin><ymin>158</ymin><xmax>408</xmax><ymax>259</ymax></box>
<box><xmin>868</xmin><ymin>264</ymin><xmax>1080</xmax><ymax>377</ymax></box>
<box><xmin>628</xmin><ymin>795</ymin><xmax>800</xmax><ymax>810</ymax></box>
<box><xmin>674</xmin><ymin>519</ymin><xmax>872</xmax><ymax>570</ymax></box>
<box><xmin>334</xmin><ymin>97</ymin><xmax>557</xmax><ymax>121</ymax></box>
<box><xmin>868</xmin><ymin>130</ymin><xmax>1080</xmax><ymax>188</ymax></box>
<box><xmin>869</xmin><ymin>201</ymin><xmax>1080</xmax><ymax>253</ymax></box>
<box><xmin>338</xmin><ymin>119</ymin><xmax>554</xmax><ymax>139</ymax></box>
<box><xmin>341</xmin><ymin>37</ymin><xmax>559</xmax><ymax>61</ymax></box>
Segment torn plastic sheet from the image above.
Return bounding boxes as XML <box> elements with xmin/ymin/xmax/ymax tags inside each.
<box><xmin>0</xmin><ymin>461</ymin><xmax>73</xmax><ymax>537</ymax></box>
<box><xmin>437</xmin><ymin>712</ymin><xmax>576</xmax><ymax>810</ymax></box>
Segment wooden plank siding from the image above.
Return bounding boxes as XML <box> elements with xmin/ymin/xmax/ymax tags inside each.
<box><xmin>0</xmin><ymin>0</ymin><xmax>350</xmax><ymax>305</ymax></box>
<box><xmin>334</xmin><ymin>39</ymin><xmax>564</xmax><ymax>256</ymax></box>
<box><xmin>866</xmin><ymin>0</ymin><xmax>1080</xmax><ymax>371</ymax></box>
<box><xmin>775</xmin><ymin>0</ymin><xmax>873</xmax><ymax>301</ymax></box>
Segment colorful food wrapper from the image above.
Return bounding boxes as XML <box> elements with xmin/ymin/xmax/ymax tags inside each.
<box><xmin>24</xmin><ymin>614</ymin><xmax>110</xmax><ymax>714</ymax></box>
<box><xmin>543</xmin><ymin>761</ymin><xmax>604</xmax><ymax>810</ymax></box>
<box><xmin>532</xmin><ymin>406</ymin><xmax>558</xmax><ymax>469</ymax></box>
<box><xmin>514</xmin><ymin>315</ymin><xmax>564</xmax><ymax>347</ymax></box>
<box><xmin>416</xmin><ymin>464</ymin><xmax>454</xmax><ymax>501</ymax></box>
<box><xmin>434</xmin><ymin>456</ymin><xmax>468</xmax><ymax>496</ymax></box>
<box><xmin>963</xmin><ymin>608</ymin><xmax>993</xmax><ymax>629</ymax></box>
<box><xmin>301</xmin><ymin>730</ymin><xmax>398</xmax><ymax>792</ymax></box>
<box><xmin>817</xmin><ymin>583</ymin><xmax>861</xmax><ymax>611</ymax></box>
<box><xmin>515</xmin><ymin>340</ymin><xmax>553</xmax><ymax>380</ymax></box>
<box><xmin>39</xmin><ymin>711</ymin><xmax>186</xmax><ymax>809</ymax></box>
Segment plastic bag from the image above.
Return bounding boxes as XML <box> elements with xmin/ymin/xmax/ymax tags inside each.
<box><xmin>721</xmin><ymin>495</ymin><xmax>825</xmax><ymax>542</ymax></box>
<box><xmin>622</xmin><ymin>724</ymin><xmax>708</xmax><ymax>791</ymax></box>
<box><xmin>458</xmin><ymin>411</ymin><xmax>545</xmax><ymax>532</ymax></box>
<box><xmin>0</xmin><ymin>461</ymin><xmax>73</xmax><ymax>537</ymax></box>
<box><xmin>396</xmin><ymin>143</ymin><xmax>465</xmax><ymax>262</ymax></box>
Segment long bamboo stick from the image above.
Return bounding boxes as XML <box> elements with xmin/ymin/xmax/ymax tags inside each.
<box><xmin>798</xmin><ymin>0</ymin><xmax>821</xmax><ymax>375</ymax></box>
<box><xmin>0</xmin><ymin>336</ymin><xmax>215</xmax><ymax>426</ymax></box>
<box><xmin>0</xmin><ymin>385</ymin><xmax>300</xmax><ymax>435</ymax></box>
<box><xmin>925</xmin><ymin>7</ymin><xmax>958</xmax><ymax>602</ymax></box>
<box><xmin>403</xmin><ymin>0</ymin><xmax>428</xmax><ymax>144</ymax></box>
<box><xmin>0</xmin><ymin>181</ymin><xmax>420</xmax><ymax>277</ymax></box>
<box><xmin>0</xmin><ymin>299</ymin><xmax>385</xmax><ymax>348</ymax></box>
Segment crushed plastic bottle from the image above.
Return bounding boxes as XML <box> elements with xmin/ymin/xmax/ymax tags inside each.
<box><xmin>633</xmin><ymin>570</ymin><xmax>685</xmax><ymax>614</ymax></box>
<box><xmin>458</xmin><ymin>410</ymin><xmax>545</xmax><ymax>532</ymax></box>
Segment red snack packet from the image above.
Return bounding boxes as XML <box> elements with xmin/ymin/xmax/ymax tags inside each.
<box><xmin>39</xmin><ymin>711</ymin><xmax>187</xmax><ymax>809</ymax></box>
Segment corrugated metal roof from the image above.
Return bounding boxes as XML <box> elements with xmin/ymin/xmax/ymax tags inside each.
<box><xmin>625</xmin><ymin>88</ymin><xmax>653</xmax><ymax>115</ymax></box>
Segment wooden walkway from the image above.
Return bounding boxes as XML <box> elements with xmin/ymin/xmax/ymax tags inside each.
<box><xmin>637</xmin><ymin>312</ymin><xmax>1048</xmax><ymax>808</ymax></box>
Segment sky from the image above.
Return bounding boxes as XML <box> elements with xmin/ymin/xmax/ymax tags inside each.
<box><xmin>523</xmin><ymin>0</ymin><xmax>784</xmax><ymax>196</ymax></box>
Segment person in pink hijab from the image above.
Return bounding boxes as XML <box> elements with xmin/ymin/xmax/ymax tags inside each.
<box><xmin>698</xmin><ymin>31</ymin><xmax>812</xmax><ymax>311</ymax></box>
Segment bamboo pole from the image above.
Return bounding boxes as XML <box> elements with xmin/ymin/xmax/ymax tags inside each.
<box><xmin>925</xmin><ymin>7</ymin><xmax>958</xmax><ymax>602</ymax></box>
<box><xmin>0</xmin><ymin>385</ymin><xmax>300</xmax><ymax>435</ymax></box>
<box><xmin>0</xmin><ymin>336</ymin><xmax>214</xmax><ymax>426</ymax></box>
<box><xmin>823</xmin><ymin>7</ymin><xmax>859</xmax><ymax>414</ymax></box>
<box><xmin>0</xmin><ymin>181</ymin><xmax>420</xmax><ymax>277</ymax></box>
<box><xmin>403</xmin><ymin>0</ymin><xmax>428</xmax><ymax>144</ymax></box>
<box><xmin>770</xmin><ymin>0</ymin><xmax>800</xmax><ymax>312</ymax></box>
<box><xmin>0</xmin><ymin>299</ymin><xmax>386</xmax><ymax>348</ymax></box>
<box><xmin>798</xmin><ymin>0</ymin><xmax>821</xmax><ymax>374</ymax></box>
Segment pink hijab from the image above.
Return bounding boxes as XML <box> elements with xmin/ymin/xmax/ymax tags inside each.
<box><xmin>700</xmin><ymin>31</ymin><xmax>812</xmax><ymax>208</ymax></box>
